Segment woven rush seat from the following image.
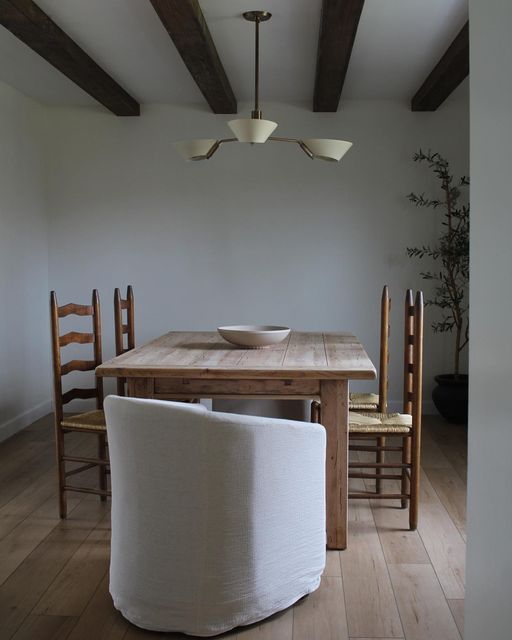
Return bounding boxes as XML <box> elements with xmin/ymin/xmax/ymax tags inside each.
<box><xmin>349</xmin><ymin>411</ymin><xmax>412</xmax><ymax>433</ymax></box>
<box><xmin>349</xmin><ymin>392</ymin><xmax>379</xmax><ymax>411</ymax></box>
<box><xmin>61</xmin><ymin>409</ymin><xmax>106</xmax><ymax>431</ymax></box>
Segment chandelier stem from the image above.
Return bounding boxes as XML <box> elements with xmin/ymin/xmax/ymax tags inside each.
<box><xmin>252</xmin><ymin>17</ymin><xmax>262</xmax><ymax>119</ymax></box>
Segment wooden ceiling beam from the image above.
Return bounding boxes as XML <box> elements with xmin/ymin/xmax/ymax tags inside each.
<box><xmin>314</xmin><ymin>0</ymin><xmax>365</xmax><ymax>112</ymax></box>
<box><xmin>149</xmin><ymin>0</ymin><xmax>236</xmax><ymax>114</ymax></box>
<box><xmin>411</xmin><ymin>21</ymin><xmax>469</xmax><ymax>111</ymax></box>
<box><xmin>0</xmin><ymin>0</ymin><xmax>139</xmax><ymax>116</ymax></box>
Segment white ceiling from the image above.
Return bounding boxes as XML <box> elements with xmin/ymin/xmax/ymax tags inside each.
<box><xmin>0</xmin><ymin>0</ymin><xmax>468</xmax><ymax>109</ymax></box>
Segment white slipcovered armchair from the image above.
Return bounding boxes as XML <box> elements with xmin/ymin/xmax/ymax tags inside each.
<box><xmin>104</xmin><ymin>396</ymin><xmax>326</xmax><ymax>637</ymax></box>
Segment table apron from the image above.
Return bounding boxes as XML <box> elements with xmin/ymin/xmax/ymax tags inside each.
<box><xmin>139</xmin><ymin>377</ymin><xmax>322</xmax><ymax>399</ymax></box>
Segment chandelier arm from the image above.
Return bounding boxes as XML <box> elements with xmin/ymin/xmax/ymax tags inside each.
<box><xmin>298</xmin><ymin>141</ymin><xmax>314</xmax><ymax>159</ymax></box>
<box><xmin>218</xmin><ymin>138</ymin><xmax>238</xmax><ymax>144</ymax></box>
<box><xmin>268</xmin><ymin>137</ymin><xmax>314</xmax><ymax>159</ymax></box>
<box><xmin>205</xmin><ymin>141</ymin><xmax>220</xmax><ymax>159</ymax></box>
<box><xmin>268</xmin><ymin>136</ymin><xmax>299</xmax><ymax>142</ymax></box>
<box><xmin>205</xmin><ymin>138</ymin><xmax>238</xmax><ymax>160</ymax></box>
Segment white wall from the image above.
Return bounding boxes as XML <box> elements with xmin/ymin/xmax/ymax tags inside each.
<box><xmin>465</xmin><ymin>2</ymin><xmax>512</xmax><ymax>638</ymax></box>
<box><xmin>43</xmin><ymin>91</ymin><xmax>468</xmax><ymax>411</ymax></box>
<box><xmin>0</xmin><ymin>81</ymin><xmax>51</xmax><ymax>440</ymax></box>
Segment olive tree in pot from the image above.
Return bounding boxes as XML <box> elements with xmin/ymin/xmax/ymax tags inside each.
<box><xmin>407</xmin><ymin>150</ymin><xmax>469</xmax><ymax>423</ymax></box>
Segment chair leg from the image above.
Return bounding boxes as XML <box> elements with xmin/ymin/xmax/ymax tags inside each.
<box><xmin>116</xmin><ymin>377</ymin><xmax>126</xmax><ymax>397</ymax></box>
<box><xmin>311</xmin><ymin>400</ymin><xmax>321</xmax><ymax>424</ymax></box>
<box><xmin>55</xmin><ymin>424</ymin><xmax>67</xmax><ymax>518</ymax></box>
<box><xmin>98</xmin><ymin>433</ymin><xmax>108</xmax><ymax>501</ymax></box>
<box><xmin>376</xmin><ymin>436</ymin><xmax>385</xmax><ymax>493</ymax></box>
<box><xmin>401</xmin><ymin>436</ymin><xmax>411</xmax><ymax>509</ymax></box>
<box><xmin>409</xmin><ymin>434</ymin><xmax>420</xmax><ymax>530</ymax></box>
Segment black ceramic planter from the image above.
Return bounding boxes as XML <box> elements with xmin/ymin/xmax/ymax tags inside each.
<box><xmin>432</xmin><ymin>374</ymin><xmax>468</xmax><ymax>424</ymax></box>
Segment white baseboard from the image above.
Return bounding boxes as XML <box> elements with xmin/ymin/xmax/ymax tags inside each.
<box><xmin>0</xmin><ymin>399</ymin><xmax>52</xmax><ymax>443</ymax></box>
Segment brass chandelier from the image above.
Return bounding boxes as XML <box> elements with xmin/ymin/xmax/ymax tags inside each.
<box><xmin>174</xmin><ymin>10</ymin><xmax>353</xmax><ymax>163</ymax></box>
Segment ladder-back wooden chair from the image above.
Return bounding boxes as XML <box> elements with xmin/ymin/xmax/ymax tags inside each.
<box><xmin>348</xmin><ymin>290</ymin><xmax>423</xmax><ymax>530</ymax></box>
<box><xmin>113</xmin><ymin>287</ymin><xmax>197</xmax><ymax>404</ymax></box>
<box><xmin>349</xmin><ymin>284</ymin><xmax>390</xmax><ymax>413</ymax></box>
<box><xmin>311</xmin><ymin>284</ymin><xmax>390</xmax><ymax>422</ymax></box>
<box><xmin>114</xmin><ymin>285</ymin><xmax>135</xmax><ymax>396</ymax></box>
<box><xmin>50</xmin><ymin>289</ymin><xmax>109</xmax><ymax>518</ymax></box>
<box><xmin>311</xmin><ymin>285</ymin><xmax>391</xmax><ymax>489</ymax></box>
<box><xmin>348</xmin><ymin>285</ymin><xmax>390</xmax><ymax>491</ymax></box>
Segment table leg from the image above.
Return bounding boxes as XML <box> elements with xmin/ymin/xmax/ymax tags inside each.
<box><xmin>127</xmin><ymin>378</ymin><xmax>154</xmax><ymax>398</ymax></box>
<box><xmin>321</xmin><ymin>379</ymin><xmax>348</xmax><ymax>550</ymax></box>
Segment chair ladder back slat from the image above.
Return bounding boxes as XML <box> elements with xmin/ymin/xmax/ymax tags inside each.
<box><xmin>62</xmin><ymin>387</ymin><xmax>98</xmax><ymax>405</ymax></box>
<box><xmin>403</xmin><ymin>289</ymin><xmax>414</xmax><ymax>414</ymax></box>
<box><xmin>378</xmin><ymin>285</ymin><xmax>390</xmax><ymax>413</ymax></box>
<box><xmin>60</xmin><ymin>359</ymin><xmax>96</xmax><ymax>375</ymax></box>
<box><xmin>57</xmin><ymin>303</ymin><xmax>93</xmax><ymax>318</ymax></box>
<box><xmin>59</xmin><ymin>331</ymin><xmax>94</xmax><ymax>347</ymax></box>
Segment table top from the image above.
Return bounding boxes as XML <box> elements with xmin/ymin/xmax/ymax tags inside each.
<box><xmin>96</xmin><ymin>331</ymin><xmax>376</xmax><ymax>380</ymax></box>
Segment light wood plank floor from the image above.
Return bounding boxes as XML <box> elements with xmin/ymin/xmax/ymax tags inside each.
<box><xmin>0</xmin><ymin>414</ymin><xmax>467</xmax><ymax>640</ymax></box>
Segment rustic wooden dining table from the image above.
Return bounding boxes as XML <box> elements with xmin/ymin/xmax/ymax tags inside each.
<box><xmin>96</xmin><ymin>331</ymin><xmax>375</xmax><ymax>549</ymax></box>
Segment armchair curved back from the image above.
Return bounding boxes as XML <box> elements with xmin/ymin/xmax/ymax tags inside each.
<box><xmin>105</xmin><ymin>396</ymin><xmax>326</xmax><ymax>636</ymax></box>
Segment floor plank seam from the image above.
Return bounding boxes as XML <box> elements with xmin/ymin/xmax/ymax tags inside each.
<box><xmin>372</xmin><ymin>506</ymin><xmax>408</xmax><ymax>640</ymax></box>
<box><xmin>0</xmin><ymin>494</ymin><xmax>86</xmax><ymax>590</ymax></box>
<box><xmin>338</xmin><ymin>560</ymin><xmax>351</xmax><ymax>640</ymax></box>
<box><xmin>421</xmin><ymin>465</ymin><xmax>467</xmax><ymax>542</ymax></box>
<box><xmin>411</xmin><ymin>534</ymin><xmax>465</xmax><ymax>639</ymax></box>
<box><xmin>29</xmin><ymin>508</ymin><xmax>112</xmax><ymax>614</ymax></box>
<box><xmin>1</xmin><ymin>497</ymin><xmax>93</xmax><ymax>639</ymax></box>
<box><xmin>415</xmin><ymin>487</ymin><xmax>466</xmax><ymax>605</ymax></box>
<box><xmin>61</xmin><ymin>564</ymin><xmax>111</xmax><ymax>640</ymax></box>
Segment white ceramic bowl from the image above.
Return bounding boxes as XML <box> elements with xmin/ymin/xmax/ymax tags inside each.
<box><xmin>217</xmin><ymin>325</ymin><xmax>290</xmax><ymax>348</ymax></box>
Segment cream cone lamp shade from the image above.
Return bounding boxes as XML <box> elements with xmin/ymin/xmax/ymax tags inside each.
<box><xmin>301</xmin><ymin>139</ymin><xmax>353</xmax><ymax>162</ymax></box>
<box><xmin>228</xmin><ymin>118</ymin><xmax>278</xmax><ymax>143</ymax></box>
<box><xmin>173</xmin><ymin>139</ymin><xmax>218</xmax><ymax>161</ymax></box>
